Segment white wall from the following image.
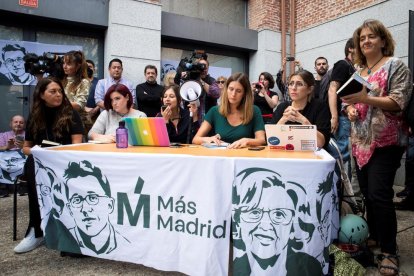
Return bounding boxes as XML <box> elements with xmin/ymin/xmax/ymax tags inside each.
<box><xmin>105</xmin><ymin>0</ymin><xmax>162</xmax><ymax>86</ymax></box>
<box><xmin>249</xmin><ymin>29</ymin><xmax>290</xmax><ymax>90</ymax></box>
<box><xmin>295</xmin><ymin>0</ymin><xmax>413</xmax><ymax>72</ymax></box>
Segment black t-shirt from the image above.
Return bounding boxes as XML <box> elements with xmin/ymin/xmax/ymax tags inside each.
<box><xmin>136</xmin><ymin>82</ymin><xmax>164</xmax><ymax>117</ymax></box>
<box><xmin>254</xmin><ymin>90</ymin><xmax>278</xmax><ymax>121</ymax></box>
<box><xmin>331</xmin><ymin>59</ymin><xmax>355</xmax><ymax>112</ymax></box>
<box><xmin>26</xmin><ymin>107</ymin><xmax>84</xmax><ymax>145</ymax></box>
<box><xmin>156</xmin><ymin>107</ymin><xmax>200</xmax><ymax>144</ymax></box>
<box><xmin>271</xmin><ymin>99</ymin><xmax>331</xmax><ymax>149</ymax></box>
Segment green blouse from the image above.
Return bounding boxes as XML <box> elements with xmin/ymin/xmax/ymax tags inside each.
<box><xmin>204</xmin><ymin>105</ymin><xmax>265</xmax><ymax>143</ymax></box>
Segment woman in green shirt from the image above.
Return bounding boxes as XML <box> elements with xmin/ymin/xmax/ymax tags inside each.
<box><xmin>193</xmin><ymin>72</ymin><xmax>266</xmax><ymax>148</ymax></box>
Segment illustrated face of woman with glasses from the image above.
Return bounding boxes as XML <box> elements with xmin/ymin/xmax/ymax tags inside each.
<box><xmin>66</xmin><ymin>175</ymin><xmax>114</xmax><ymax>237</ymax></box>
<box><xmin>239</xmin><ymin>185</ymin><xmax>295</xmax><ymax>260</ymax></box>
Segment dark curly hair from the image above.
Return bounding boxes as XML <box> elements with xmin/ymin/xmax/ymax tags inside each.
<box><xmin>29</xmin><ymin>77</ymin><xmax>74</xmax><ymax>141</ymax></box>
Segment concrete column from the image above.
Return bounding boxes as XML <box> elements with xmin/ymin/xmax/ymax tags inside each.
<box><xmin>105</xmin><ymin>0</ymin><xmax>162</xmax><ymax>86</ymax></box>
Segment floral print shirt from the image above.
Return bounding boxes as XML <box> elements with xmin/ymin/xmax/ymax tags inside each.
<box><xmin>351</xmin><ymin>57</ymin><xmax>412</xmax><ymax>168</ymax></box>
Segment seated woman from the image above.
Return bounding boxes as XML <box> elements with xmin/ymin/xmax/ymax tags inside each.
<box><xmin>157</xmin><ymin>84</ymin><xmax>199</xmax><ymax>144</ymax></box>
<box><xmin>271</xmin><ymin>69</ymin><xmax>330</xmax><ymax>149</ymax></box>
<box><xmin>14</xmin><ymin>77</ymin><xmax>84</xmax><ymax>253</ymax></box>
<box><xmin>193</xmin><ymin>72</ymin><xmax>266</xmax><ymax>148</ymax></box>
<box><xmin>88</xmin><ymin>84</ymin><xmax>146</xmax><ymax>142</ymax></box>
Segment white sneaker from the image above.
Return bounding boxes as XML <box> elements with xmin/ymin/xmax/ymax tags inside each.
<box><xmin>14</xmin><ymin>227</ymin><xmax>44</xmax><ymax>254</ymax></box>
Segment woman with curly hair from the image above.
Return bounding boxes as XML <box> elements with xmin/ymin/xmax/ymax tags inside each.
<box><xmin>62</xmin><ymin>50</ymin><xmax>91</xmax><ymax>133</ymax></box>
<box><xmin>14</xmin><ymin>77</ymin><xmax>83</xmax><ymax>254</ymax></box>
<box><xmin>342</xmin><ymin>19</ymin><xmax>412</xmax><ymax>275</ymax></box>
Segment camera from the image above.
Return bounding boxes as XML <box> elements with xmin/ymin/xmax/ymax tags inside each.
<box><xmin>286</xmin><ymin>57</ymin><xmax>295</xmax><ymax>62</ymax></box>
<box><xmin>176</xmin><ymin>50</ymin><xmax>208</xmax><ymax>81</ymax></box>
<box><xmin>24</xmin><ymin>52</ymin><xmax>65</xmax><ymax>79</ymax></box>
<box><xmin>255</xmin><ymin>83</ymin><xmax>262</xmax><ymax>90</ymax></box>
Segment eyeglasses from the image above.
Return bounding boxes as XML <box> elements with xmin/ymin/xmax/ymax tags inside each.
<box><xmin>288</xmin><ymin>81</ymin><xmax>306</xmax><ymax>88</ymax></box>
<box><xmin>240</xmin><ymin>208</ymin><xmax>294</xmax><ymax>225</ymax></box>
<box><xmin>69</xmin><ymin>194</ymin><xmax>108</xmax><ymax>208</ymax></box>
<box><xmin>217</xmin><ymin>80</ymin><xmax>226</xmax><ymax>84</ymax></box>
<box><xmin>5</xmin><ymin>57</ymin><xmax>24</xmax><ymax>66</ymax></box>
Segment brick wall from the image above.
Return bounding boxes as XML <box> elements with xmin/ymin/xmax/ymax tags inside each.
<box><xmin>248</xmin><ymin>0</ymin><xmax>380</xmax><ymax>32</ymax></box>
<box><xmin>295</xmin><ymin>0</ymin><xmax>381</xmax><ymax>30</ymax></box>
<box><xmin>248</xmin><ymin>0</ymin><xmax>289</xmax><ymax>31</ymax></box>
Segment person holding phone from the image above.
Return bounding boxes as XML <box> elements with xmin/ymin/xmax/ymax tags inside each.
<box><xmin>252</xmin><ymin>72</ymin><xmax>279</xmax><ymax>123</ymax></box>
<box><xmin>157</xmin><ymin>84</ymin><xmax>199</xmax><ymax>144</ymax></box>
<box><xmin>0</xmin><ymin>115</ymin><xmax>25</xmax><ymax>151</ymax></box>
<box><xmin>192</xmin><ymin>72</ymin><xmax>266</xmax><ymax>149</ymax></box>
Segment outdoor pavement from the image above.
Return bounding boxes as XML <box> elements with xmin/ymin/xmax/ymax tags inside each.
<box><xmin>0</xmin><ymin>187</ymin><xmax>413</xmax><ymax>276</ymax></box>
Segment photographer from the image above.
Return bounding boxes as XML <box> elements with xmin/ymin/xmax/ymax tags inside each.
<box><xmin>252</xmin><ymin>72</ymin><xmax>279</xmax><ymax>123</ymax></box>
<box><xmin>174</xmin><ymin>54</ymin><xmax>220</xmax><ymax>121</ymax></box>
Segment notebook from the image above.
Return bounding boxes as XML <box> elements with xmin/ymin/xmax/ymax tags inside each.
<box><xmin>265</xmin><ymin>124</ymin><xmax>317</xmax><ymax>151</ymax></box>
<box><xmin>124</xmin><ymin>117</ymin><xmax>170</xmax><ymax>147</ymax></box>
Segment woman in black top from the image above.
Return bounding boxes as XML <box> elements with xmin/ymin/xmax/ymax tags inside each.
<box><xmin>271</xmin><ymin>70</ymin><xmax>330</xmax><ymax>149</ymax></box>
<box><xmin>157</xmin><ymin>84</ymin><xmax>199</xmax><ymax>144</ymax></box>
<box><xmin>252</xmin><ymin>72</ymin><xmax>279</xmax><ymax>123</ymax></box>
<box><xmin>14</xmin><ymin>77</ymin><xmax>83</xmax><ymax>254</ymax></box>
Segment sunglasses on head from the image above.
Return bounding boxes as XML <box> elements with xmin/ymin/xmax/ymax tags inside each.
<box><xmin>217</xmin><ymin>80</ymin><xmax>225</xmax><ymax>84</ymax></box>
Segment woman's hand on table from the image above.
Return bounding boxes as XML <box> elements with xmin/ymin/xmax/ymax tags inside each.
<box><xmin>203</xmin><ymin>134</ymin><xmax>224</xmax><ymax>145</ymax></box>
<box><xmin>228</xmin><ymin>138</ymin><xmax>250</xmax><ymax>149</ymax></box>
<box><xmin>94</xmin><ymin>134</ymin><xmax>116</xmax><ymax>143</ymax></box>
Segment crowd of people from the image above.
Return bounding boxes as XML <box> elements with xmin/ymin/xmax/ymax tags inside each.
<box><xmin>0</xmin><ymin>18</ymin><xmax>413</xmax><ymax>276</ymax></box>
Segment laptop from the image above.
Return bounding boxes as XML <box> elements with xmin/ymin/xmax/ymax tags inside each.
<box><xmin>265</xmin><ymin>124</ymin><xmax>317</xmax><ymax>151</ymax></box>
<box><xmin>124</xmin><ymin>117</ymin><xmax>170</xmax><ymax>147</ymax></box>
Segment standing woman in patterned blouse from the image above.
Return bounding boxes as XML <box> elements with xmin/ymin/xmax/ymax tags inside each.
<box><xmin>341</xmin><ymin>19</ymin><xmax>412</xmax><ymax>276</ymax></box>
<box><xmin>62</xmin><ymin>50</ymin><xmax>91</xmax><ymax>134</ymax></box>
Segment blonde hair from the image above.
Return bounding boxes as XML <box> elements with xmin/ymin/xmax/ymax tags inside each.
<box><xmin>163</xmin><ymin>70</ymin><xmax>176</xmax><ymax>87</ymax></box>
<box><xmin>219</xmin><ymin>72</ymin><xmax>254</xmax><ymax>124</ymax></box>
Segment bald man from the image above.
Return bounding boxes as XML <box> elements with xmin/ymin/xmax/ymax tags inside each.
<box><xmin>0</xmin><ymin>115</ymin><xmax>25</xmax><ymax>151</ymax></box>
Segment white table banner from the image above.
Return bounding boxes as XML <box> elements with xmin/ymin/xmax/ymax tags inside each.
<box><xmin>32</xmin><ymin>148</ymin><xmax>233</xmax><ymax>276</ymax></box>
<box><xmin>232</xmin><ymin>155</ymin><xmax>337</xmax><ymax>275</ymax></box>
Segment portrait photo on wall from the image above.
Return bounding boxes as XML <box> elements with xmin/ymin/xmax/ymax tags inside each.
<box><xmin>0</xmin><ymin>39</ymin><xmax>81</xmax><ymax>85</ymax></box>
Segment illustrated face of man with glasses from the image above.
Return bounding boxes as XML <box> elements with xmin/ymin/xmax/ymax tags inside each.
<box><xmin>1</xmin><ymin>44</ymin><xmax>35</xmax><ymax>85</ymax></box>
<box><xmin>0</xmin><ymin>150</ymin><xmax>25</xmax><ymax>182</ymax></box>
<box><xmin>66</xmin><ymin>174</ymin><xmax>114</xmax><ymax>237</ymax></box>
<box><xmin>64</xmin><ymin>161</ymin><xmax>114</xmax><ymax>240</ymax></box>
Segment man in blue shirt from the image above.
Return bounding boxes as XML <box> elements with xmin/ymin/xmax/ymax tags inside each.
<box><xmin>94</xmin><ymin>58</ymin><xmax>136</xmax><ymax>110</ymax></box>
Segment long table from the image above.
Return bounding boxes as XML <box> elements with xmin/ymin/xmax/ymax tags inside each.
<box><xmin>32</xmin><ymin>144</ymin><xmax>337</xmax><ymax>276</ymax></box>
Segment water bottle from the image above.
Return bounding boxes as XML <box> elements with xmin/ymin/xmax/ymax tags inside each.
<box><xmin>116</xmin><ymin>121</ymin><xmax>128</xmax><ymax>148</ymax></box>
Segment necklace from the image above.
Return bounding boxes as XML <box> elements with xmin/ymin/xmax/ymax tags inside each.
<box><xmin>367</xmin><ymin>56</ymin><xmax>383</xmax><ymax>75</ymax></box>
<box><xmin>117</xmin><ymin>111</ymin><xmax>129</xmax><ymax>117</ymax></box>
